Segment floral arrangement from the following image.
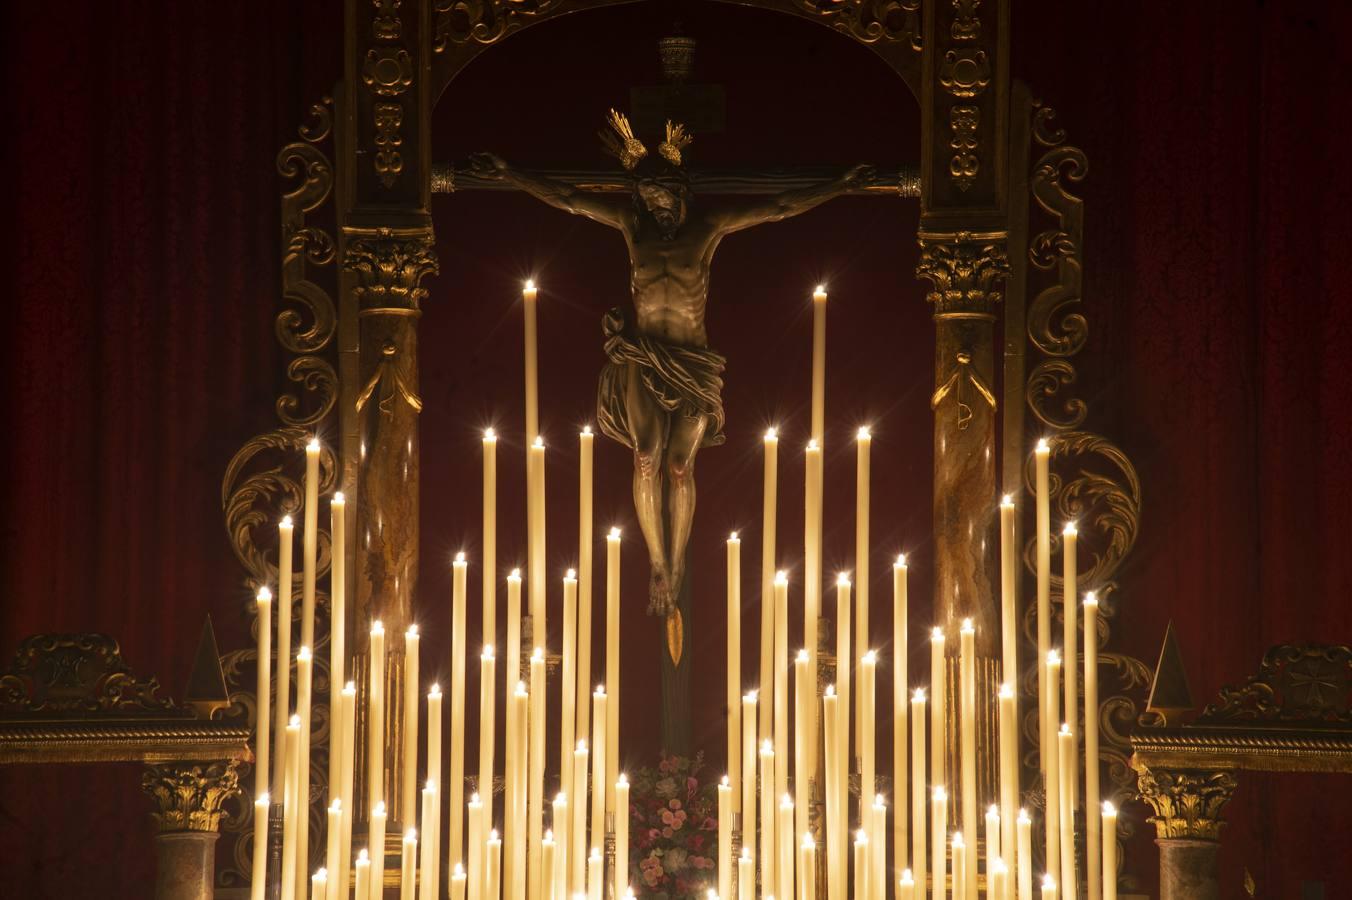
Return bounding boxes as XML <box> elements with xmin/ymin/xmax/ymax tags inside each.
<box><xmin>628</xmin><ymin>752</ymin><xmax>720</xmax><ymax>899</ymax></box>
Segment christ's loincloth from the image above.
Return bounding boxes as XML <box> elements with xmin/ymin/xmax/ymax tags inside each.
<box><xmin>596</xmin><ymin>307</ymin><xmax>726</xmax><ymax>449</ymax></box>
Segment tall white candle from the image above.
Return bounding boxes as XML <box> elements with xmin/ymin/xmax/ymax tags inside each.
<box><xmin>528</xmin><ymin>438</ymin><xmax>547</xmax><ymax>651</ymax></box>
<box><xmin>741</xmin><ymin>691</ymin><xmax>758</xmax><ymax>871</ymax></box>
<box><xmin>860</xmin><ymin>650</ymin><xmax>878</xmax><ymax>812</ymax></box>
<box><xmin>1062</xmin><ymin>523</ymin><xmax>1079</xmax><ymax>815</ymax></box>
<box><xmin>900</xmin><ymin>868</ymin><xmax>915</xmax><ymax>900</ymax></box>
<box><xmin>591</xmin><ymin>688</ymin><xmax>608</xmax><ymax>854</ymax></box>
<box><xmin>522</xmin><ymin>280</ymin><xmax>539</xmax><ymax>441</ymax></box>
<box><xmin>508</xmin><ymin>682</ymin><xmax>529</xmax><ymax>900</ymax></box>
<box><xmin>424</xmin><ymin>784</ymin><xmax>442</xmax><ymax>900</ymax></box>
<box><xmin>577</xmin><ymin>427</ymin><xmax>594</xmax><ymax>750</ymax></box>
<box><xmin>403</xmin><ymin>626</ymin><xmax>421</xmax><ymax>832</ymax></box>
<box><xmin>605</xmin><ymin>528</ymin><xmax>621</xmax><ymax>813</ymax></box>
<box><xmin>794</xmin><ymin>649</ymin><xmax>811</xmax><ymax>846</ymax></box>
<box><xmin>835</xmin><ymin>573</ymin><xmax>852</xmax><ymax>791</ymax></box>
<box><xmin>1034</xmin><ymin>440</ymin><xmax>1052</xmax><ymax>781</ymax></box>
<box><xmin>427</xmin><ymin>684</ymin><xmax>443</xmax><ymax>817</ymax></box>
<box><xmin>370</xmin><ymin>801</ymin><xmax>387</xmax><ymax>900</ymax></box>
<box><xmin>727</xmin><ymin>534</ymin><xmax>742</xmax><ymax>813</ymax></box>
<box><xmin>486</xmin><ymin>831</ymin><xmax>502</xmax><ymax>900</ymax></box>
<box><xmin>571</xmin><ymin>743</ymin><xmax>589</xmax><ymax>893</ymax></box>
<box><xmin>552</xmin><ymin>792</ymin><xmax>569</xmax><ymax>900</ymax></box>
<box><xmin>1057</xmin><ymin>725</ymin><xmax>1076</xmax><ymax>900</ymax></box>
<box><xmin>451</xmin><ymin>553</ymin><xmax>469</xmax><ymax>864</ymax></box>
<box><xmin>855</xmin><ymin>428</ymin><xmax>871</xmax><ymax>755</ymax></box>
<box><xmin>910</xmin><ymin>690</ymin><xmax>927</xmax><ymax>900</ymax></box>
<box><xmin>451</xmin><ymin>863</ymin><xmax>467</xmax><ymax>900</ymax></box>
<box><xmin>400</xmin><ymin>828</ymin><xmax>417</xmax><ymax>900</ymax></box>
<box><xmin>986</xmin><ymin>805</ymin><xmax>1002</xmax><ymax>899</ymax></box>
<box><xmin>931</xmin><ymin>628</ymin><xmax>947</xmax><ymax>792</ymax></box>
<box><xmin>280</xmin><ymin>721</ymin><xmax>299</xmax><ymax>900</ymax></box>
<box><xmin>252</xmin><ymin>793</ymin><xmax>270</xmax><ymax>900</ymax></box>
<box><xmin>739</xmin><ymin>848</ymin><xmax>754</xmax><ymax>900</ymax></box>
<box><xmin>803</xmin><ymin>441</ymin><xmax>823</xmax><ymax>783</ymax></box>
<box><xmin>931</xmin><ymin>787</ymin><xmax>947</xmax><ymax>900</ymax></box>
<box><xmin>952</xmin><ymin>831</ymin><xmax>966</xmax><ymax>900</ymax></box>
<box><xmin>719</xmin><ymin>774</ymin><xmax>732</xmax><ymax>900</ymax></box>
<box><xmin>294</xmin><ymin>648</ymin><xmax>313</xmax><ymax>900</ymax></box>
<box><xmin>541</xmin><ymin>833</ymin><xmax>556</xmax><ymax>900</ymax></box>
<box><xmin>325</xmin><ymin>800</ymin><xmax>342</xmax><ymax>900</ymax></box>
<box><xmin>1043</xmin><ymin>652</ymin><xmax>1061</xmax><ymax>886</ymax></box>
<box><xmin>369</xmin><ymin>621</ymin><xmax>386</xmax><ymax>814</ymax></box>
<box><xmin>990</xmin><ymin>859</ymin><xmax>1008</xmax><ymax>900</ymax></box>
<box><xmin>823</xmin><ymin>685</ymin><xmax>844</xmax><ymax>900</ymax></box>
<box><xmin>586</xmin><ymin>847</ymin><xmax>602</xmax><ymax>900</ymax></box>
<box><xmin>339</xmin><ymin>683</ymin><xmax>356</xmax><ymax>900</ymax></box>
<box><xmin>998</xmin><ymin>494</ymin><xmax>1016</xmax><ymax>838</ymax></box>
<box><xmin>999</xmin><ymin>684</ymin><xmax>1018</xmax><ymax>897</ymax></box>
<box><xmin>483</xmin><ymin>430</ymin><xmax>497</xmax><ymax>649</ymax></box>
<box><xmin>1084</xmin><ymin>594</ymin><xmax>1102</xmax><ymax>900</ymax></box>
<box><xmin>773</xmin><ymin>571</ymin><xmax>790</xmax><ymax>809</ymax></box>
<box><xmin>760</xmin><ymin>742</ymin><xmax>777</xmax><ymax>899</ymax></box>
<box><xmin>561</xmin><ymin>570</ymin><xmax>578</xmax><ymax>807</ymax></box>
<box><xmin>311</xmin><ymin>868</ymin><xmax>327</xmax><ymax>900</ymax></box>
<box><xmin>871</xmin><ymin>794</ymin><xmax>887</xmax><ymax>900</ymax></box>
<box><xmin>506</xmin><ymin>570</ymin><xmax>522</xmax><ymax>755</ymax></box>
<box><xmin>255</xmin><ymin>588</ymin><xmax>273</xmax><ymax>798</ymax></box>
<box><xmin>1101</xmin><ymin>802</ymin><xmax>1117</xmax><ymax>900</ymax></box>
<box><xmin>301</xmin><ymin>438</ymin><xmax>319</xmax><ymax>651</ymax></box>
<box><xmin>960</xmin><ymin>620</ymin><xmax>977</xmax><ymax>898</ymax></box>
<box><xmin>479</xmin><ymin>649</ymin><xmax>496</xmax><ymax>828</ymax></box>
<box><xmin>528</xmin><ymin>649</ymin><xmax>546</xmax><ymax>900</ymax></box>
<box><xmin>892</xmin><ymin>555</ymin><xmax>909</xmax><ymax>878</ymax></box>
<box><xmin>274</xmin><ymin>515</ymin><xmax>294</xmax><ymax>795</ymax></box>
<box><xmin>810</xmin><ymin>285</ymin><xmax>827</xmax><ymax>443</ymax></box>
<box><xmin>353</xmin><ymin>849</ymin><xmax>370</xmax><ymax>900</ymax></box>
<box><xmin>1017</xmin><ymin>809</ymin><xmax>1033</xmax><ymax>900</ymax></box>
<box><xmin>328</xmin><ymin>494</ymin><xmax>347</xmax><ymax>811</ymax></box>
<box><xmin>801</xmin><ymin>832</ymin><xmax>818</xmax><ymax>900</ymax></box>
<box><xmin>467</xmin><ymin>794</ymin><xmax>484</xmax><ymax>900</ymax></box>
<box><xmin>1042</xmin><ymin>874</ymin><xmax>1057</xmax><ymax>900</ymax></box>
<box><xmin>759</xmin><ymin>429</ymin><xmax>779</xmax><ymax>743</ymax></box>
<box><xmin>616</xmin><ymin>774</ymin><xmax>631</xmax><ymax>897</ymax></box>
<box><xmin>854</xmin><ymin>830</ymin><xmax>870</xmax><ymax>900</ymax></box>
<box><xmin>777</xmin><ymin>795</ymin><xmax>795</xmax><ymax>900</ymax></box>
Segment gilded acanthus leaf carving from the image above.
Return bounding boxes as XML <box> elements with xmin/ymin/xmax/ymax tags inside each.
<box><xmin>344</xmin><ymin>234</ymin><xmax>440</xmax><ymax>311</ymax></box>
<box><xmin>143</xmin><ymin>761</ymin><xmax>241</xmax><ymax>834</ymax></box>
<box><xmin>1132</xmin><ymin>766</ymin><xmax>1237</xmax><ymax>841</ymax></box>
<box><xmin>916</xmin><ymin>232</ymin><xmax>1010</xmax><ymax>315</ymax></box>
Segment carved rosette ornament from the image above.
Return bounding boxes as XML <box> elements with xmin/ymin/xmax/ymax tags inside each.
<box><xmin>143</xmin><ymin>761</ymin><xmax>242</xmax><ymax>834</ymax></box>
<box><xmin>1132</xmin><ymin>766</ymin><xmax>1237</xmax><ymax>841</ymax></box>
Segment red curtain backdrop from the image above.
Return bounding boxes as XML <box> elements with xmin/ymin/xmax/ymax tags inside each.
<box><xmin>2</xmin><ymin>2</ymin><xmax>1350</xmax><ymax>898</ymax></box>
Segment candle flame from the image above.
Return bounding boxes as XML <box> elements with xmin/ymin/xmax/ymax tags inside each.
<box><xmin>565</xmin><ymin>568</ymin><xmax>576</xmax><ymax>579</ymax></box>
<box><xmin>815</xmin><ymin>284</ymin><xmax>826</xmax><ymax>295</ymax></box>
<box><xmin>524</xmin><ymin>279</ymin><xmax>536</xmax><ymax>292</ymax></box>
<box><xmin>405</xmin><ymin>827</ymin><xmax>417</xmax><ymax>840</ymax></box>
<box><xmin>901</xmin><ymin>869</ymin><xmax>915</xmax><ymax>885</ymax></box>
<box><xmin>344</xmin><ymin>681</ymin><xmax>356</xmax><ymax>693</ymax></box>
<box><xmin>532</xmin><ymin>647</ymin><xmax>544</xmax><ymax>661</ymax></box>
<box><xmin>729</xmin><ymin>531</ymin><xmax>739</xmax><ymax>541</ymax></box>
<box><xmin>533</xmin><ymin>435</ymin><xmax>544</xmax><ymax>449</ymax></box>
<box><xmin>824</xmin><ymin>683</ymin><xmax>835</xmax><ymax>697</ymax></box>
<box><xmin>609</xmin><ymin>527</ymin><xmax>621</xmax><ymax>540</ymax></box>
<box><xmin>281</xmin><ymin>515</ymin><xmax>293</xmax><ymax>528</ymax></box>
<box><xmin>516</xmin><ymin>681</ymin><xmax>528</xmax><ymax>695</ymax></box>
<box><xmin>952</xmin><ymin>832</ymin><xmax>964</xmax><ymax>847</ymax></box>
<box><xmin>1084</xmin><ymin>591</ymin><xmax>1098</xmax><ymax>607</ymax></box>
<box><xmin>913</xmin><ymin>688</ymin><xmax>926</xmax><ymax>702</ymax></box>
<box><xmin>1001</xmin><ymin>493</ymin><xmax>1014</xmax><ymax>507</ymax></box>
<box><xmin>803</xmin><ymin>832</ymin><xmax>815</xmax><ymax>848</ymax></box>
<box><xmin>931</xmin><ymin>626</ymin><xmax>945</xmax><ymax>641</ymax></box>
<box><xmin>482</xmin><ymin>645</ymin><xmax>495</xmax><ymax>658</ymax></box>
<box><xmin>764</xmin><ymin>427</ymin><xmax>778</xmax><ymax>441</ymax></box>
<box><xmin>454</xmin><ymin>552</ymin><xmax>466</xmax><ymax>564</ymax></box>
<box><xmin>594</xmin><ymin>685</ymin><xmax>605</xmax><ymax>696</ymax></box>
<box><xmin>484</xmin><ymin>427</ymin><xmax>497</xmax><ymax>441</ymax></box>
<box><xmin>471</xmin><ymin>792</ymin><xmax>481</xmax><ymax>804</ymax></box>
<box><xmin>544</xmin><ymin>829</ymin><xmax>553</xmax><ymax>841</ymax></box>
<box><xmin>257</xmin><ymin>792</ymin><xmax>270</xmax><ymax>805</ymax></box>
<box><xmin>874</xmin><ymin>793</ymin><xmax>885</xmax><ymax>808</ymax></box>
<box><xmin>988</xmin><ymin>804</ymin><xmax>1000</xmax><ymax>817</ymax></box>
<box><xmin>992</xmin><ymin>858</ymin><xmax>1008</xmax><ymax>875</ymax></box>
<box><xmin>489</xmin><ymin>830</ymin><xmax>499</xmax><ymax>841</ymax></box>
<box><xmin>372</xmin><ymin>620</ymin><xmax>384</xmax><ymax>635</ymax></box>
<box><xmin>807</xmin><ymin>439</ymin><xmax>819</xmax><ymax>452</ymax></box>
<box><xmin>855</xmin><ymin>830</ymin><xmax>868</xmax><ymax>845</ymax></box>
<box><xmin>1036</xmin><ymin>438</ymin><xmax>1050</xmax><ymax>453</ymax></box>
<box><xmin>1103</xmin><ymin>800</ymin><xmax>1117</xmax><ymax>816</ymax></box>
<box><xmin>333</xmin><ymin>491</ymin><xmax>345</xmax><ymax>504</ymax></box>
<box><xmin>1018</xmin><ymin>808</ymin><xmax>1031</xmax><ymax>823</ymax></box>
<box><xmin>761</xmin><ymin>739</ymin><xmax>774</xmax><ymax>754</ymax></box>
<box><xmin>774</xmin><ymin>570</ymin><xmax>788</xmax><ymax>584</ymax></box>
<box><xmin>577</xmin><ymin>739</ymin><xmax>587</xmax><ymax>752</ymax></box>
<box><xmin>618</xmin><ymin>773</ymin><xmax>628</xmax><ymax>785</ymax></box>
<box><xmin>373</xmin><ymin>801</ymin><xmax>385</xmax><ymax>816</ymax></box>
<box><xmin>426</xmin><ymin>779</ymin><xmax>437</xmax><ymax>791</ymax></box>
<box><xmin>933</xmin><ymin>785</ymin><xmax>947</xmax><ymax>801</ymax></box>
<box><xmin>1063</xmin><ymin>521</ymin><xmax>1077</xmax><ymax>536</ymax></box>
<box><xmin>307</xmin><ymin>437</ymin><xmax>320</xmax><ymax>452</ymax></box>
<box><xmin>1061</xmin><ymin>722</ymin><xmax>1072</xmax><ymax>734</ymax></box>
<box><xmin>961</xmin><ymin>617</ymin><xmax>974</xmax><ymax>632</ymax></box>
<box><xmin>780</xmin><ymin>794</ymin><xmax>793</xmax><ymax>808</ymax></box>
<box><xmin>429</xmin><ymin>683</ymin><xmax>441</xmax><ymax>696</ymax></box>
<box><xmin>1043</xmin><ymin>875</ymin><xmax>1056</xmax><ymax>890</ymax></box>
<box><xmin>582</xmin><ymin>425</ymin><xmax>592</xmax><ymax>436</ymax></box>
<box><xmin>357</xmin><ymin>849</ymin><xmax>369</xmax><ymax>863</ymax></box>
<box><xmin>796</xmin><ymin>648</ymin><xmax>809</xmax><ymax>662</ymax></box>
<box><xmin>407</xmin><ymin>625</ymin><xmax>419</xmax><ymax>638</ymax></box>
<box><xmin>297</xmin><ymin>646</ymin><xmax>311</xmax><ymax>661</ymax></box>
<box><xmin>863</xmin><ymin>649</ymin><xmax>877</xmax><ymax>664</ymax></box>
<box><xmin>896</xmin><ymin>553</ymin><xmax>907</xmax><ymax>567</ymax></box>
<box><xmin>836</xmin><ymin>572</ymin><xmax>851</xmax><ymax>586</ymax></box>
<box><xmin>857</xmin><ymin>425</ymin><xmax>871</xmax><ymax>440</ymax></box>
<box><xmin>721</xmin><ymin>774</ymin><xmax>730</xmax><ymax>786</ymax></box>
<box><xmin>509</xmin><ymin>568</ymin><xmax>521</xmax><ymax>580</ymax></box>
<box><xmin>999</xmin><ymin>682</ymin><xmax>1014</xmax><ymax>699</ymax></box>
<box><xmin>746</xmin><ymin>689</ymin><xmax>759</xmax><ymax>702</ymax></box>
<box><xmin>256</xmin><ymin>586</ymin><xmax>272</xmax><ymax>602</ymax></box>
<box><xmin>1047</xmin><ymin>649</ymin><xmax>1061</xmax><ymax>665</ymax></box>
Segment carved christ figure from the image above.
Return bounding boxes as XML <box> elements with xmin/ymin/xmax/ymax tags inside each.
<box><xmin>474</xmin><ymin>111</ymin><xmax>871</xmax><ymax>616</ymax></box>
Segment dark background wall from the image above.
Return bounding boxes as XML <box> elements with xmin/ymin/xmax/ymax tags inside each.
<box><xmin>3</xmin><ymin>2</ymin><xmax>1350</xmax><ymax>897</ymax></box>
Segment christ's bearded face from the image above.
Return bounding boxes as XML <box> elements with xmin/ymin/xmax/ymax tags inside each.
<box><xmin>636</xmin><ymin>179</ymin><xmax>689</xmax><ymax>238</ymax></box>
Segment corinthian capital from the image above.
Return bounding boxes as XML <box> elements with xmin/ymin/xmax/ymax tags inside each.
<box><xmin>142</xmin><ymin>760</ymin><xmax>241</xmax><ymax>834</ymax></box>
<box><xmin>343</xmin><ymin>229</ymin><xmax>439</xmax><ymax>312</ymax></box>
<box><xmin>1132</xmin><ymin>764</ymin><xmax>1238</xmax><ymax>841</ymax></box>
<box><xmin>916</xmin><ymin>230</ymin><xmax>1009</xmax><ymax>317</ymax></box>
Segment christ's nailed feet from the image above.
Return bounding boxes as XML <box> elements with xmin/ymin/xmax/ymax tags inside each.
<box><xmin>647</xmin><ymin>568</ymin><xmax>675</xmax><ymax>618</ymax></box>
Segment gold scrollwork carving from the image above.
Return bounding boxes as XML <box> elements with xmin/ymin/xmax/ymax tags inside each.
<box><xmin>373</xmin><ymin>102</ymin><xmax>405</xmax><ymax>189</ymax></box>
<box><xmin>1026</xmin><ymin>359</ymin><xmax>1087</xmax><ymax>430</ymax></box>
<box><xmin>0</xmin><ymin>633</ymin><xmax>178</xmax><ymax>715</ymax></box>
<box><xmin>373</xmin><ymin>0</ymin><xmax>403</xmax><ymax>40</ymax></box>
<box><xmin>939</xmin><ymin>49</ymin><xmax>989</xmax><ymax>98</ymax></box>
<box><xmin>794</xmin><ymin>0</ymin><xmax>922</xmax><ymax>50</ymax></box>
<box><xmin>1131</xmin><ymin>766</ymin><xmax>1237</xmax><ymax>841</ymax></box>
<box><xmin>950</xmin><ymin>0</ymin><xmax>981</xmax><ymax>41</ymax></box>
<box><xmin>1199</xmin><ymin>644</ymin><xmax>1352</xmax><ymax>725</ymax></box>
<box><xmin>948</xmin><ymin>104</ymin><xmax>980</xmax><ymax>191</ymax></box>
<box><xmin>1028</xmin><ymin>144</ymin><xmax>1088</xmax><ymax>358</ymax></box>
<box><xmin>434</xmin><ymin>0</ymin><xmax>561</xmax><ymax>51</ymax></box>
<box><xmin>143</xmin><ymin>760</ymin><xmax>242</xmax><ymax>834</ymax></box>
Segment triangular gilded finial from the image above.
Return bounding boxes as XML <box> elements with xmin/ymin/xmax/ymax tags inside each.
<box><xmin>184</xmin><ymin>616</ymin><xmax>232</xmax><ymax>720</ymax></box>
<box><xmin>1145</xmin><ymin>620</ymin><xmax>1194</xmax><ymax>727</ymax></box>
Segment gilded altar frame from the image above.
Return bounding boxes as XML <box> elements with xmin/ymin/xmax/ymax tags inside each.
<box><xmin>217</xmin><ymin>0</ymin><xmax>1147</xmax><ymax>892</ymax></box>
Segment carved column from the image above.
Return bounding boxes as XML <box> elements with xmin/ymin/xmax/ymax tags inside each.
<box><xmin>142</xmin><ymin>761</ymin><xmax>241</xmax><ymax>900</ymax></box>
<box><xmin>1133</xmin><ymin>765</ymin><xmax>1238</xmax><ymax>900</ymax></box>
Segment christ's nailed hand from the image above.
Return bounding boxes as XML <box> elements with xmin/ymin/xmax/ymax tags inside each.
<box><xmin>469</xmin><ymin>152</ymin><xmax>509</xmax><ymax>179</ymax></box>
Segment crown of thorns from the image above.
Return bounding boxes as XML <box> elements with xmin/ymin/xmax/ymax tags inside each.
<box><xmin>599</xmin><ymin>109</ymin><xmax>693</xmax><ymax>170</ymax></box>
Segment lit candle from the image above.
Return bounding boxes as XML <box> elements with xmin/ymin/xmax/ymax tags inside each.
<box><xmin>254</xmin><ymin>588</ymin><xmax>273</xmax><ymax>798</ymax></box>
<box><xmin>541</xmin><ymin>832</ymin><xmax>556</xmax><ymax>900</ymax></box>
<box><xmin>990</xmin><ymin>858</ymin><xmax>1008</xmax><ymax>900</ymax></box>
<box><xmin>615</xmin><ymin>774</ymin><xmax>630</xmax><ymax>899</ymax></box>
<box><xmin>311</xmin><ymin>868</ymin><xmax>327</xmax><ymax>900</ymax></box>
<box><xmin>855</xmin><ymin>428</ymin><xmax>872</xmax><ymax>755</ymax></box>
<box><xmin>529</xmin><ymin>649</ymin><xmax>546</xmax><ymax>900</ymax></box>
<box><xmin>1017</xmin><ymin>809</ymin><xmax>1033</xmax><ymax>900</ymax></box>
<box><xmin>301</xmin><ymin>438</ymin><xmax>319</xmax><ymax>650</ymax></box>
<box><xmin>552</xmin><ymin>793</ymin><xmax>569</xmax><ymax>900</ymax></box>
<box><xmin>506</xmin><ymin>569</ymin><xmax>522</xmax><ymax>777</ymax></box>
<box><xmin>727</xmin><ymin>533</ymin><xmax>742</xmax><ymax>816</ymax></box>
<box><xmin>952</xmin><ymin>831</ymin><xmax>966</xmax><ymax>900</ymax></box>
<box><xmin>719</xmin><ymin>775</ymin><xmax>733</xmax><ymax>900</ymax></box>
<box><xmin>325</xmin><ymin>800</ymin><xmax>341</xmax><ymax>900</ymax></box>
<box><xmin>328</xmin><ymin>493</ymin><xmax>346</xmax><ymax>814</ymax></box>
<box><xmin>294</xmin><ymin>648</ymin><xmax>313</xmax><ymax>900</ymax></box>
<box><xmin>773</xmin><ymin>571</ymin><xmax>790</xmax><ymax>809</ymax></box>
<box><xmin>483</xmin><ymin>430</ymin><xmax>497</xmax><ymax>649</ymax></box>
<box><xmin>835</xmin><ymin>573</ymin><xmax>852</xmax><ymax>797</ymax></box>
<box><xmin>1042</xmin><ymin>874</ymin><xmax>1057</xmax><ymax>900</ymax></box>
<box><xmin>577</xmin><ymin>427</ymin><xmax>594</xmax><ymax>752</ymax></box>
<box><xmin>741</xmin><ymin>691</ymin><xmax>758</xmax><ymax>870</ymax></box>
<box><xmin>400</xmin><ymin>828</ymin><xmax>417</xmax><ymax>900</ymax></box>
<box><xmin>479</xmin><ymin>648</ymin><xmax>496</xmax><ymax>824</ymax></box>
<box><xmin>760</xmin><ymin>742</ymin><xmax>777</xmax><ymax>898</ymax></box>
<box><xmin>338</xmin><ymin>683</ymin><xmax>356</xmax><ymax>900</ymax></box>
<box><xmin>810</xmin><ymin>285</ymin><xmax>827</xmax><ymax>443</ymax></box>
<box><xmin>467</xmin><ymin>794</ymin><xmax>483</xmax><ymax>900</ymax></box>
<box><xmin>1062</xmin><ymin>523</ymin><xmax>1078</xmax><ymax>815</ymax></box>
<box><xmin>561</xmin><ymin>570</ymin><xmax>578</xmax><ymax>807</ymax></box>
<box><xmin>1084</xmin><ymin>594</ymin><xmax>1102</xmax><ymax>900</ymax></box>
<box><xmin>931</xmin><ymin>627</ymin><xmax>947</xmax><ymax>791</ymax></box>
<box><xmin>251</xmin><ymin>793</ymin><xmax>270</xmax><ymax>900</ymax></box>
<box><xmin>1044</xmin><ymin>652</ymin><xmax>1062</xmax><ymax>883</ymax></box>
<box><xmin>777</xmin><ymin>795</ymin><xmax>795</xmax><ymax>900</ymax></box>
<box><xmin>854</xmin><ymin>830</ymin><xmax>870</xmax><ymax>900</ymax></box>
<box><xmin>738</xmin><ymin>848</ymin><xmax>754</xmax><ymax>900</ymax></box>
<box><xmin>354</xmin><ymin>849</ymin><xmax>370</xmax><ymax>900</ymax></box>
<box><xmin>899</xmin><ymin>868</ymin><xmax>915</xmax><ymax>900</ymax></box>
<box><xmin>960</xmin><ymin>619</ymin><xmax>977</xmax><ymax>898</ymax></box>
<box><xmin>892</xmin><ymin>555</ymin><xmax>909</xmax><ymax>876</ymax></box>
<box><xmin>1101</xmin><ymin>802</ymin><xmax>1117</xmax><ymax>900</ymax></box>
<box><xmin>571</xmin><ymin>742</ymin><xmax>589</xmax><ymax>893</ymax></box>
<box><xmin>1057</xmin><ymin>725</ymin><xmax>1076</xmax><ymax>900</ymax></box>
<box><xmin>420</xmin><ymin>783</ymin><xmax>439</xmax><ymax>900</ymax></box>
<box><xmin>605</xmin><ymin>528</ymin><xmax>621</xmax><ymax>814</ymax></box>
<box><xmin>823</xmin><ymin>685</ymin><xmax>844</xmax><ymax>900</ymax></box>
<box><xmin>803</xmin><ymin>440</ymin><xmax>823</xmax><ymax>783</ymax></box>
<box><xmin>999</xmin><ymin>683</ymin><xmax>1019</xmax><ymax>895</ymax></box>
<box><xmin>402</xmin><ymin>626</ymin><xmax>421</xmax><ymax>831</ymax></box>
<box><xmin>368</xmin><ymin>620</ymin><xmax>386</xmax><ymax>815</ymax></box>
<box><xmin>427</xmin><ymin>684</ymin><xmax>443</xmax><ymax>815</ymax></box>
<box><xmin>860</xmin><ymin>650</ymin><xmax>878</xmax><ymax>812</ymax></box>
<box><xmin>587</xmin><ymin>847</ymin><xmax>603</xmax><ymax>900</ymax></box>
<box><xmin>522</xmin><ymin>279</ymin><xmax>539</xmax><ymax>439</ymax></box>
<box><xmin>910</xmin><ymin>690</ymin><xmax>927</xmax><ymax>900</ymax></box>
<box><xmin>794</xmin><ymin>649</ymin><xmax>811</xmax><ymax>846</ymax></box>
<box><xmin>506</xmin><ymin>682</ymin><xmax>528</xmax><ymax>900</ymax></box>
<box><xmin>1034</xmin><ymin>440</ymin><xmax>1052</xmax><ymax>782</ymax></box>
<box><xmin>986</xmin><ymin>806</ymin><xmax>1002</xmax><ymax>898</ymax></box>
<box><xmin>871</xmin><ymin>794</ymin><xmax>887</xmax><ymax>900</ymax></box>
<box><xmin>274</xmin><ymin>515</ymin><xmax>294</xmax><ymax>796</ymax></box>
<box><xmin>451</xmin><ymin>863</ymin><xmax>467</xmax><ymax>900</ymax></box>
<box><xmin>370</xmin><ymin>801</ymin><xmax>387</xmax><ymax>900</ymax></box>
<box><xmin>759</xmin><ymin>429</ymin><xmax>779</xmax><ymax>744</ymax></box>
<box><xmin>591</xmin><ymin>688</ymin><xmax>608</xmax><ymax>854</ymax></box>
<box><xmin>931</xmin><ymin>787</ymin><xmax>947</xmax><ymax>900</ymax></box>
<box><xmin>998</xmin><ymin>495</ymin><xmax>1016</xmax><ymax>698</ymax></box>
<box><xmin>528</xmin><ymin>437</ymin><xmax>547</xmax><ymax>651</ymax></box>
<box><xmin>486</xmin><ymin>831</ymin><xmax>502</xmax><ymax>900</ymax></box>
<box><xmin>451</xmin><ymin>553</ymin><xmax>469</xmax><ymax>866</ymax></box>
<box><xmin>800</xmin><ymin>833</ymin><xmax>817</xmax><ymax>900</ymax></box>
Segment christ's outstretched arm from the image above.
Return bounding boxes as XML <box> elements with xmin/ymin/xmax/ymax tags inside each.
<box><xmin>471</xmin><ymin>153</ymin><xmax>629</xmax><ymax>229</ymax></box>
<box><xmin>713</xmin><ymin>163</ymin><xmax>875</xmax><ymax>234</ymax></box>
